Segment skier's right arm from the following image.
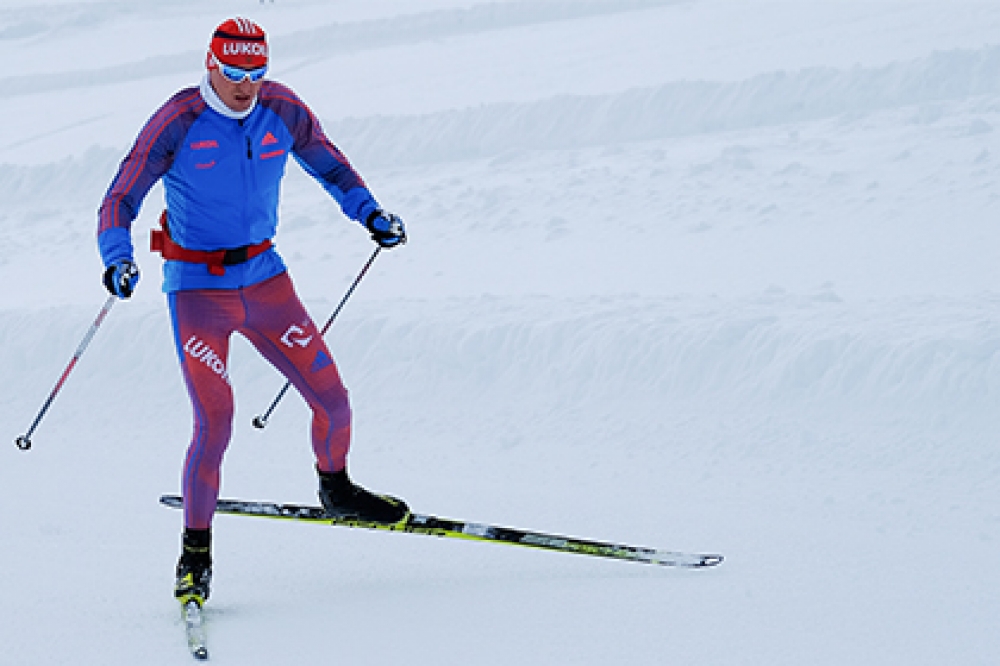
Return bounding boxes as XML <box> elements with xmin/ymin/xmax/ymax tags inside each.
<box><xmin>97</xmin><ymin>91</ymin><xmax>200</xmax><ymax>296</ymax></box>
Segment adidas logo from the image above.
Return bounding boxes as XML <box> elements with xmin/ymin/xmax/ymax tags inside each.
<box><xmin>311</xmin><ymin>349</ymin><xmax>333</xmax><ymax>373</ymax></box>
<box><xmin>261</xmin><ymin>132</ymin><xmax>278</xmax><ymax>146</ymax></box>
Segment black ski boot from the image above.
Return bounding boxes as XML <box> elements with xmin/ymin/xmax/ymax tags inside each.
<box><xmin>175</xmin><ymin>528</ymin><xmax>212</xmax><ymax>606</ymax></box>
<box><xmin>318</xmin><ymin>468</ymin><xmax>409</xmax><ymax>524</ymax></box>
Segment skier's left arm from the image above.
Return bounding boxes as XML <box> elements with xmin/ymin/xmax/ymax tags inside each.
<box><xmin>272</xmin><ymin>85</ymin><xmax>406</xmax><ymax>248</ymax></box>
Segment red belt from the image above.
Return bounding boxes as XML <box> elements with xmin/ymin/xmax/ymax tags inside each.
<box><xmin>150</xmin><ymin>211</ymin><xmax>272</xmax><ymax>276</ymax></box>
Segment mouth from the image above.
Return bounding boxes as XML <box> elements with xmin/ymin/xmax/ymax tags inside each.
<box><xmin>231</xmin><ymin>94</ymin><xmax>254</xmax><ymax>108</ymax></box>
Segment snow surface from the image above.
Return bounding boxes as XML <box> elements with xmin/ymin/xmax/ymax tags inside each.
<box><xmin>2</xmin><ymin>0</ymin><xmax>999</xmax><ymax>664</ymax></box>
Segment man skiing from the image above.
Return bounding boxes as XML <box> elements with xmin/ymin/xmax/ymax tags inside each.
<box><xmin>97</xmin><ymin>17</ymin><xmax>408</xmax><ymax>607</ymax></box>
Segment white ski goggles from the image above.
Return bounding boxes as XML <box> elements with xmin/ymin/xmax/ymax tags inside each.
<box><xmin>210</xmin><ymin>53</ymin><xmax>268</xmax><ymax>84</ymax></box>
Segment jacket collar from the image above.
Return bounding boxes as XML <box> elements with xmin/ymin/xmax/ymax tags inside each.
<box><xmin>199</xmin><ymin>73</ymin><xmax>256</xmax><ymax>120</ymax></box>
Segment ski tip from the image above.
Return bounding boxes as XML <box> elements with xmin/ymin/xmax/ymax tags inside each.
<box><xmin>192</xmin><ymin>646</ymin><xmax>209</xmax><ymax>660</ymax></box>
<box><xmin>699</xmin><ymin>554</ymin><xmax>724</xmax><ymax>567</ymax></box>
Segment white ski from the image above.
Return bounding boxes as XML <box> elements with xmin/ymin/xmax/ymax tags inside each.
<box><xmin>182</xmin><ymin>599</ymin><xmax>209</xmax><ymax>661</ymax></box>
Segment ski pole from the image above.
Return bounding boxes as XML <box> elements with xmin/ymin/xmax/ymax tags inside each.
<box><xmin>252</xmin><ymin>247</ymin><xmax>381</xmax><ymax>429</ymax></box>
<box><xmin>15</xmin><ymin>295</ymin><xmax>117</xmax><ymax>451</ymax></box>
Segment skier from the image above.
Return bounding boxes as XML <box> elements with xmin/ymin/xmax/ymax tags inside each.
<box><xmin>97</xmin><ymin>17</ymin><xmax>408</xmax><ymax>607</ymax></box>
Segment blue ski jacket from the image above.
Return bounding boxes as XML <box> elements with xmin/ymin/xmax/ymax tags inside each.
<box><xmin>98</xmin><ymin>80</ymin><xmax>379</xmax><ymax>292</ymax></box>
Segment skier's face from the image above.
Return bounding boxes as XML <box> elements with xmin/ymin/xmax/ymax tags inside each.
<box><xmin>209</xmin><ymin>67</ymin><xmax>262</xmax><ymax>113</ymax></box>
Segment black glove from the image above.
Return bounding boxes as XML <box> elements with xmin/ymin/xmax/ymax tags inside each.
<box><xmin>365</xmin><ymin>210</ymin><xmax>406</xmax><ymax>248</ymax></box>
<box><xmin>103</xmin><ymin>259</ymin><xmax>140</xmax><ymax>299</ymax></box>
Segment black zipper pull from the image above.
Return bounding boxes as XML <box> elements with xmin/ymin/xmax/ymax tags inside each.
<box><xmin>246</xmin><ymin>136</ymin><xmax>252</xmax><ymax>159</ymax></box>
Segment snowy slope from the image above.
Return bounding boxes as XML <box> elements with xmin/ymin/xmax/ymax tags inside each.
<box><xmin>1</xmin><ymin>1</ymin><xmax>998</xmax><ymax>664</ymax></box>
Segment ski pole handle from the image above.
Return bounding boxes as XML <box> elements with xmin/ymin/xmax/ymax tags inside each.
<box><xmin>15</xmin><ymin>295</ymin><xmax>117</xmax><ymax>450</ymax></box>
<box><xmin>253</xmin><ymin>247</ymin><xmax>380</xmax><ymax>429</ymax></box>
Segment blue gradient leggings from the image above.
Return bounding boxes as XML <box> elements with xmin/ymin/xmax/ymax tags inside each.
<box><xmin>168</xmin><ymin>272</ymin><xmax>350</xmax><ymax>529</ymax></box>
